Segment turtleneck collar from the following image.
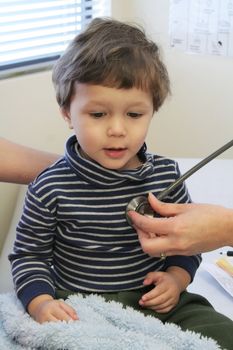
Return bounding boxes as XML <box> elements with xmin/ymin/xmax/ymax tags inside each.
<box><xmin>65</xmin><ymin>135</ymin><xmax>154</xmax><ymax>188</ymax></box>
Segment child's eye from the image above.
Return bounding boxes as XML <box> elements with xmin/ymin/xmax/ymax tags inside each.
<box><xmin>90</xmin><ymin>112</ymin><xmax>106</xmax><ymax>118</ymax></box>
<box><xmin>127</xmin><ymin>112</ymin><xmax>143</xmax><ymax>118</ymax></box>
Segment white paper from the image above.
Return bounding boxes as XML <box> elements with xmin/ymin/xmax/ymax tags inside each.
<box><xmin>170</xmin><ymin>0</ymin><xmax>233</xmax><ymax>57</ymax></box>
<box><xmin>201</xmin><ymin>262</ymin><xmax>233</xmax><ymax>298</ymax></box>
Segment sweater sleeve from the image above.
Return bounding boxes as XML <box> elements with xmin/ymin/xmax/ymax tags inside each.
<box><xmin>9</xmin><ymin>184</ymin><xmax>57</xmax><ymax>309</ymax></box>
<box><xmin>162</xmin><ymin>161</ymin><xmax>202</xmax><ymax>281</ymax></box>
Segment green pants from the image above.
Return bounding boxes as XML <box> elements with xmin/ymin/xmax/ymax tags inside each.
<box><xmin>56</xmin><ymin>288</ymin><xmax>233</xmax><ymax>350</ymax></box>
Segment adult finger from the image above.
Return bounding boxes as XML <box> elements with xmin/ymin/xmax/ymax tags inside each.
<box><xmin>129</xmin><ymin>211</ymin><xmax>174</xmax><ymax>236</ymax></box>
<box><xmin>137</xmin><ymin>231</ymin><xmax>177</xmax><ymax>257</ymax></box>
<box><xmin>148</xmin><ymin>193</ymin><xmax>191</xmax><ymax>217</ymax></box>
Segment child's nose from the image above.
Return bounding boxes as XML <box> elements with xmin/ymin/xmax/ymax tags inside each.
<box><xmin>107</xmin><ymin>116</ymin><xmax>126</xmax><ymax>137</ymax></box>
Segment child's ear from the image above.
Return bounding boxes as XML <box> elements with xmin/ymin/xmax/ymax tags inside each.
<box><xmin>60</xmin><ymin>107</ymin><xmax>73</xmax><ymax>129</ymax></box>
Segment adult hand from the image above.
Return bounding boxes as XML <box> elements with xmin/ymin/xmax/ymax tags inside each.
<box><xmin>128</xmin><ymin>193</ymin><xmax>233</xmax><ymax>256</ymax></box>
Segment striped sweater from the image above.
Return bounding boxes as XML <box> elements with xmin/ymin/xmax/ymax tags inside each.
<box><xmin>9</xmin><ymin>135</ymin><xmax>201</xmax><ymax>309</ymax></box>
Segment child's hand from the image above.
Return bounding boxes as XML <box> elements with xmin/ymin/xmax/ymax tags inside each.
<box><xmin>139</xmin><ymin>271</ymin><xmax>181</xmax><ymax>313</ymax></box>
<box><xmin>28</xmin><ymin>294</ymin><xmax>78</xmax><ymax>324</ymax></box>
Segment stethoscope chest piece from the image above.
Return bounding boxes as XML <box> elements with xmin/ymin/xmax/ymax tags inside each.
<box><xmin>126</xmin><ymin>196</ymin><xmax>154</xmax><ymax>226</ymax></box>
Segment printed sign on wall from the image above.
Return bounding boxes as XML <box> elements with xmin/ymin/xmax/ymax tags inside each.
<box><xmin>170</xmin><ymin>0</ymin><xmax>233</xmax><ymax>57</ymax></box>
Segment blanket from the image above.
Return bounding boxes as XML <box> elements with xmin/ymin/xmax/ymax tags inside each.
<box><xmin>0</xmin><ymin>292</ymin><xmax>220</xmax><ymax>350</ymax></box>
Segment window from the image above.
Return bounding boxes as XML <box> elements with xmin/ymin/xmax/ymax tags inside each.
<box><xmin>0</xmin><ymin>0</ymin><xmax>111</xmax><ymax>78</ymax></box>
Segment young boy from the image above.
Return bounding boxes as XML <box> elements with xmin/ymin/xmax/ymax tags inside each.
<box><xmin>10</xmin><ymin>18</ymin><xmax>233</xmax><ymax>348</ymax></box>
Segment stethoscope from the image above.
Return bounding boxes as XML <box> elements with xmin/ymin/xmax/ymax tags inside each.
<box><xmin>126</xmin><ymin>139</ymin><xmax>233</xmax><ymax>226</ymax></box>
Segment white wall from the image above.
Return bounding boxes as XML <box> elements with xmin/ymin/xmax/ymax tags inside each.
<box><xmin>0</xmin><ymin>0</ymin><xmax>232</xmax><ymax>159</ymax></box>
<box><xmin>0</xmin><ymin>71</ymin><xmax>70</xmax><ymax>153</ymax></box>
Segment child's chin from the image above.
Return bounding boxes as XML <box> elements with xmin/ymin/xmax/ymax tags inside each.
<box><xmin>100</xmin><ymin>161</ymin><xmax>128</xmax><ymax>171</ymax></box>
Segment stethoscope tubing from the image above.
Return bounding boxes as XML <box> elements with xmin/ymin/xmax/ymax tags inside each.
<box><xmin>157</xmin><ymin>139</ymin><xmax>233</xmax><ymax>201</ymax></box>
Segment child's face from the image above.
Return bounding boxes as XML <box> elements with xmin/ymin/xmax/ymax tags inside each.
<box><xmin>63</xmin><ymin>83</ymin><xmax>154</xmax><ymax>170</ymax></box>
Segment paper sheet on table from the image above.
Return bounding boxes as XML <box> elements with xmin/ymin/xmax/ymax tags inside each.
<box><xmin>216</xmin><ymin>256</ymin><xmax>233</xmax><ymax>277</ymax></box>
<box><xmin>201</xmin><ymin>262</ymin><xmax>233</xmax><ymax>298</ymax></box>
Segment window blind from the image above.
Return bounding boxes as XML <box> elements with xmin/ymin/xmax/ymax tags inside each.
<box><xmin>0</xmin><ymin>0</ymin><xmax>110</xmax><ymax>76</ymax></box>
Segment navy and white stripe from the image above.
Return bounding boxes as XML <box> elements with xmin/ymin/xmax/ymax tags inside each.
<box><xmin>9</xmin><ymin>135</ymin><xmax>201</xmax><ymax>308</ymax></box>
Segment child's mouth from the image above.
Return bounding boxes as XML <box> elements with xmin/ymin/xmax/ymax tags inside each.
<box><xmin>104</xmin><ymin>148</ymin><xmax>127</xmax><ymax>158</ymax></box>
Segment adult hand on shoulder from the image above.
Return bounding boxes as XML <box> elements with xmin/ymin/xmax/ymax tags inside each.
<box><xmin>128</xmin><ymin>193</ymin><xmax>233</xmax><ymax>256</ymax></box>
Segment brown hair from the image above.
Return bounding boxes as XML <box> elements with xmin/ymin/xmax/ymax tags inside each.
<box><xmin>52</xmin><ymin>17</ymin><xmax>170</xmax><ymax>112</ymax></box>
